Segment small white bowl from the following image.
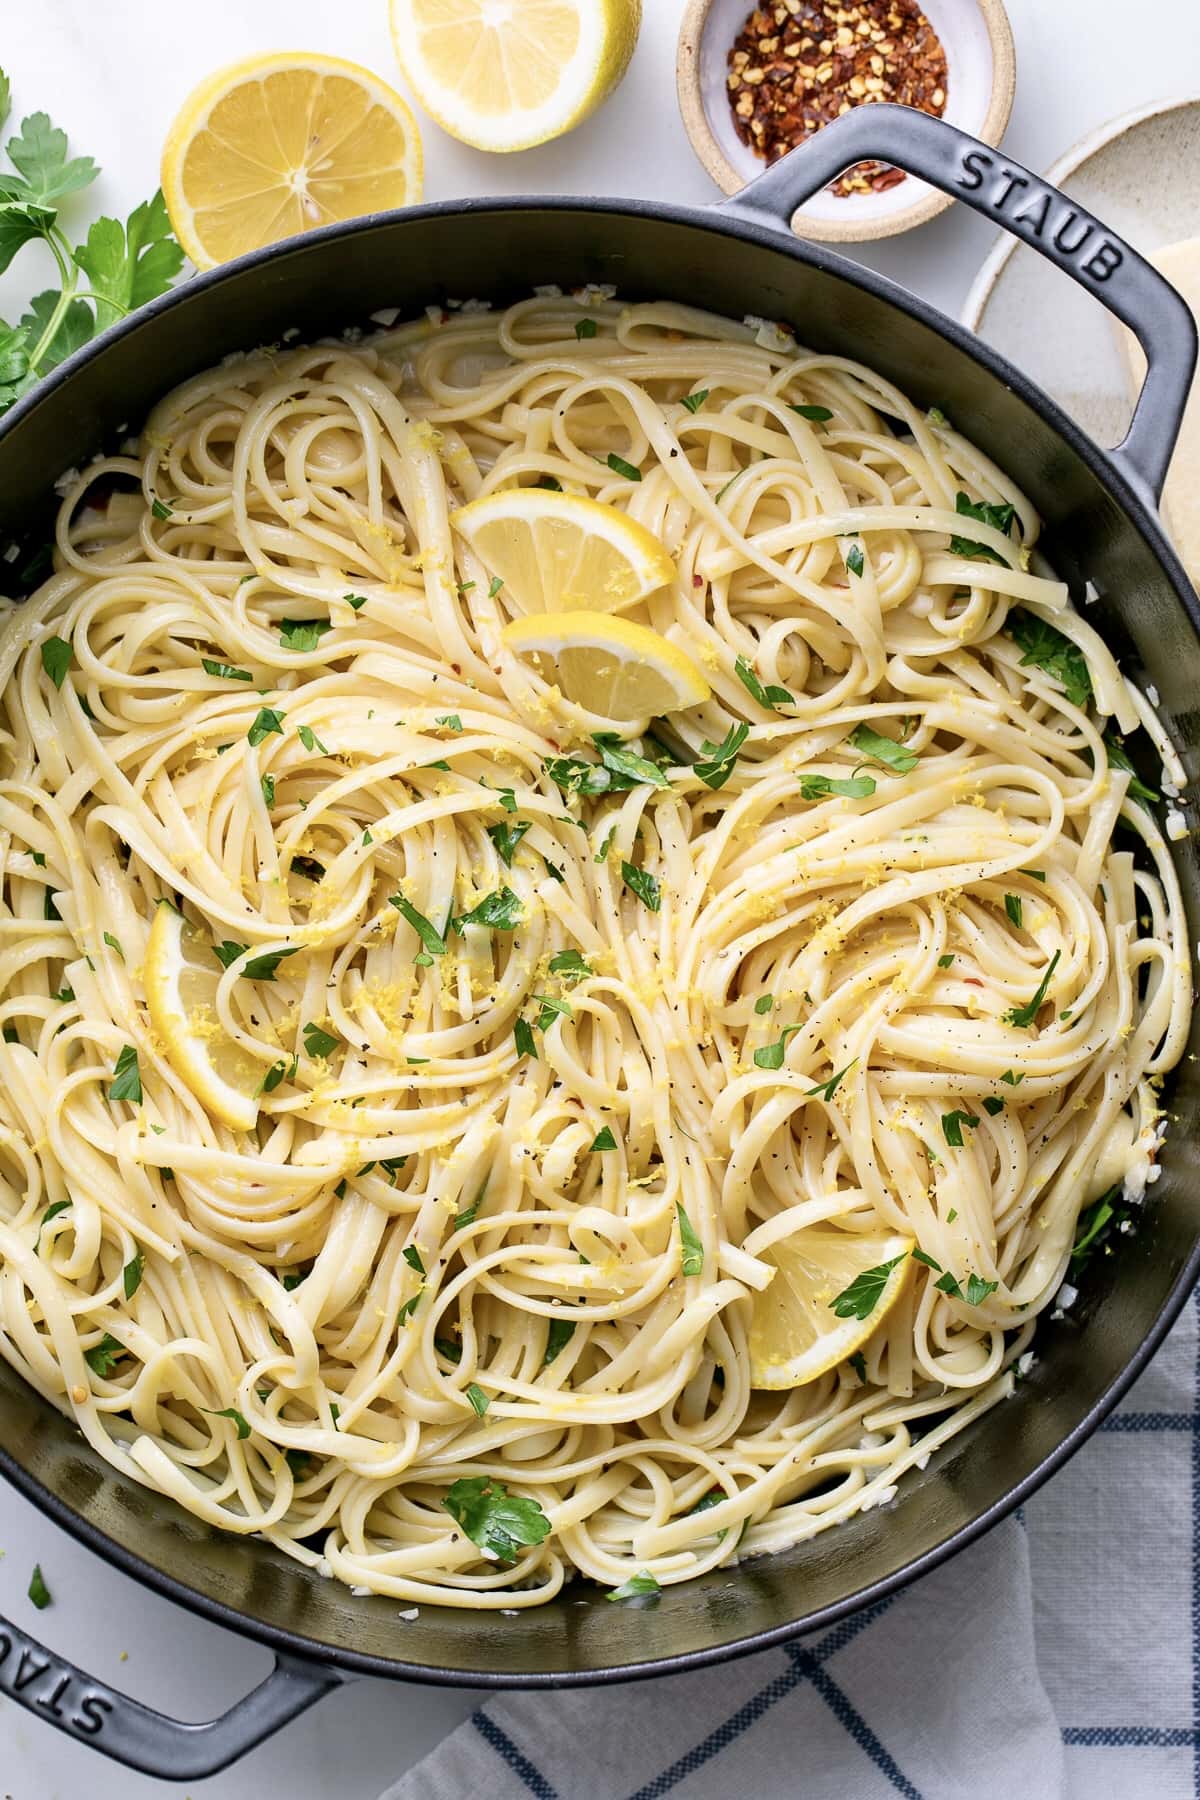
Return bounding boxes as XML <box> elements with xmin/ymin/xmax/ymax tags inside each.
<box><xmin>676</xmin><ymin>0</ymin><xmax>1016</xmax><ymax>243</ymax></box>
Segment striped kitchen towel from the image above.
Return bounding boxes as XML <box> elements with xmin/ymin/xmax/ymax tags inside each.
<box><xmin>380</xmin><ymin>1290</ymin><xmax>1200</xmax><ymax>1800</ymax></box>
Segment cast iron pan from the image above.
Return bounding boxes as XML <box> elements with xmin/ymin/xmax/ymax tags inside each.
<box><xmin>0</xmin><ymin>107</ymin><xmax>1197</xmax><ymax>1779</ymax></box>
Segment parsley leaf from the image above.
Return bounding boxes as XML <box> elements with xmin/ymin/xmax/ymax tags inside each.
<box><xmin>535</xmin><ymin>993</ymin><xmax>572</xmax><ymax>1031</ymax></box>
<box><xmin>805</xmin><ymin>1060</ymin><xmax>855</xmax><ymax>1101</ymax></box>
<box><xmin>1105</xmin><ymin>734</ymin><xmax>1158</xmax><ymax>807</ymax></box>
<box><xmin>487</xmin><ymin>820</ymin><xmax>531</xmax><ymax>866</ymax></box>
<box><xmin>465</xmin><ymin>1382</ymin><xmax>490</xmax><ymax>1416</ymax></box>
<box><xmin>74</xmin><ymin>191</ymin><xmax>184</xmax><ymax>327</ymax></box>
<box><xmin>942</xmin><ymin>1109</ymin><xmax>981</xmax><ymax>1147</ymax></box>
<box><xmin>544</xmin><ymin>753</ymin><xmax>612</xmax><ymax>798</ymax></box>
<box><xmin>606</xmin><ymin>452</ymin><xmax>641</xmax><ymax>482</ymax></box>
<box><xmin>442</xmin><ymin>1476</ymin><xmax>551</xmax><ymax>1561</ymax></box>
<box><xmin>753</xmin><ymin>1024</ymin><xmax>801</xmax><ymax>1070</ymax></box>
<box><xmin>845</xmin><ymin>542</ymin><xmax>865</xmax><ymax>578</ymax></box>
<box><xmin>549</xmin><ymin>949</ymin><xmax>591</xmax><ymax>981</ymax></box>
<box><xmin>789</xmin><ymin>402</ymin><xmax>833</xmax><ymax>421</ymax></box>
<box><xmin>1004</xmin><ymin>894</ymin><xmax>1023</xmax><ymax>928</ymax></box>
<box><xmin>208</xmin><ymin>1406</ymin><xmax>251</xmax><ymax>1440</ymax></box>
<box><xmin>1001</xmin><ymin>1068</ymin><xmax>1025</xmax><ymax>1086</ymax></box>
<box><xmin>575</xmin><ymin>317</ymin><xmax>597</xmax><ymax>339</ymax></box>
<box><xmin>544</xmin><ymin>1318</ymin><xmax>575</xmax><ymax>1365</ymax></box>
<box><xmin>260</xmin><ymin>774</ymin><xmax>275</xmax><ymax>808</ymax></box>
<box><xmin>734</xmin><ymin>654</ymin><xmax>793</xmax><ymax>712</ymax></box>
<box><xmin>1004</xmin><ymin>948</ymin><xmax>1061</xmax><ymax>1028</ymax></box>
<box><xmin>297</xmin><ymin>723</ymin><xmax>329</xmax><ymax>754</ymax></box>
<box><xmin>676</xmin><ymin>1202</ymin><xmax>704</xmax><ymax>1276</ymax></box>
<box><xmin>514</xmin><ymin>1017</ymin><xmax>537</xmax><ymax>1060</ymax></box>
<box><xmin>247</xmin><ymin>706</ymin><xmax>284</xmax><ymax>746</ymax></box>
<box><xmin>593</xmin><ymin>732</ymin><xmax>671</xmax><ymax>790</ymax></box>
<box><xmin>590</xmin><ymin>1126</ymin><xmax>617</xmax><ymax>1151</ymax></box>
<box><xmin>28</xmin><ymin>1563</ymin><xmax>50</xmax><ymax>1610</ymax></box>
<box><xmin>389</xmin><ymin>894</ymin><xmax>448</xmax><ymax>957</ymax></box>
<box><xmin>694</xmin><ymin>721</ymin><xmax>748</xmax><ymax>791</ymax></box>
<box><xmin>344</xmin><ymin>592</ymin><xmax>367</xmax><ymax>611</ymax></box>
<box><xmin>848</xmin><ymin>1350</ymin><xmax>867</xmax><ymax>1382</ymax></box>
<box><xmin>1070</xmin><ymin>1184</ymin><xmax>1123</xmax><ymax>1273</ymax></box>
<box><xmin>620</xmin><ymin>860</ymin><xmax>660</xmax><ymax>911</ymax></box>
<box><xmin>279</xmin><ymin>618</ymin><xmax>331</xmax><ymax>653</ymax></box>
<box><xmin>122</xmin><ymin>1249</ymin><xmax>144</xmax><ymax>1299</ymax></box>
<box><xmin>682</xmin><ymin>388</ymin><xmax>709</xmax><ymax>413</ymax></box>
<box><xmin>982</xmin><ymin>1096</ymin><xmax>1005</xmax><ymax>1116</ymax></box>
<box><xmin>84</xmin><ymin>1332</ymin><xmax>125</xmax><ymax>1377</ymax></box>
<box><xmin>965</xmin><ymin>1274</ymin><xmax>999</xmax><ymax>1306</ymax></box>
<box><xmin>453</xmin><ymin>887</ymin><xmax>523</xmax><ymax>931</ymax></box>
<box><xmin>799</xmin><ymin>772</ymin><xmax>876</xmax><ymax>801</ymax></box>
<box><xmin>607</xmin><ymin>1571</ymin><xmax>661</xmax><ymax>1602</ymax></box>
<box><xmin>40</xmin><ymin>636</ymin><xmax>72</xmax><ymax>688</ymax></box>
<box><xmin>7</xmin><ymin>110</ymin><xmax>98</xmax><ymax>204</ymax></box>
<box><xmin>938</xmin><ymin>953</ymin><xmax>955</xmax><ymax>968</ymax></box>
<box><xmin>830</xmin><ymin>1255</ymin><xmax>907</xmax><ymax>1321</ymax></box>
<box><xmin>301</xmin><ymin>1021</ymin><xmax>339</xmax><ymax>1059</ymax></box>
<box><xmin>108</xmin><ymin>1045</ymin><xmax>141</xmax><ymax>1103</ymax></box>
<box><xmin>436</xmin><ymin>1336</ymin><xmax>463</xmax><ymax>1364</ymax></box>
<box><xmin>949</xmin><ymin>491</ymin><xmax>1017</xmax><ymax>563</ymax></box>
<box><xmin>202</xmin><ymin>658</ymin><xmax>252</xmax><ymax>681</ymax></box>
<box><xmin>754</xmin><ymin>994</ymin><xmax>774</xmax><ymax>1015</ymax></box>
<box><xmin>848</xmin><ymin>723</ymin><xmax>918</xmax><ymax>774</ymax></box>
<box><xmin>1008</xmin><ymin>612</ymin><xmax>1092</xmax><ymax>710</ymax></box>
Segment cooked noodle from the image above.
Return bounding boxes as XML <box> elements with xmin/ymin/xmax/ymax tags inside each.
<box><xmin>0</xmin><ymin>295</ymin><xmax>1187</xmax><ymax>1606</ymax></box>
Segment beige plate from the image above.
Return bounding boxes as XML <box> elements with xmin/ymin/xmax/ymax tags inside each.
<box><xmin>963</xmin><ymin>95</ymin><xmax>1200</xmax><ymax>456</ymax></box>
<box><xmin>676</xmin><ymin>0</ymin><xmax>1015</xmax><ymax>243</ymax></box>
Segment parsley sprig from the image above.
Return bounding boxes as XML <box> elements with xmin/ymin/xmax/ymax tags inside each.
<box><xmin>0</xmin><ymin>73</ymin><xmax>183</xmax><ymax>413</ymax></box>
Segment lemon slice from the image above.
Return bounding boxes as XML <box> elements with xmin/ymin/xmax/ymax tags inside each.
<box><xmin>749</xmin><ymin>1230</ymin><xmax>913</xmax><ymax>1390</ymax></box>
<box><xmin>452</xmin><ymin>490</ymin><xmax>675</xmax><ymax>615</ymax></box>
<box><xmin>144</xmin><ymin>905</ymin><xmax>262</xmax><ymax>1130</ymax></box>
<box><xmin>502</xmin><ymin>611</ymin><xmax>710</xmax><ymax>720</ymax></box>
<box><xmin>161</xmin><ymin>53</ymin><xmax>423</xmax><ymax>270</ymax></box>
<box><xmin>389</xmin><ymin>0</ymin><xmax>642</xmax><ymax>153</ymax></box>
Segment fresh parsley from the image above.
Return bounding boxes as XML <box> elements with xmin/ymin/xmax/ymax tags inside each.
<box><xmin>830</xmin><ymin>1255</ymin><xmax>907</xmax><ymax>1321</ymax></box>
<box><xmin>1004</xmin><ymin>894</ymin><xmax>1023</xmax><ymax>928</ymax></box>
<box><xmin>753</xmin><ymin>1024</ymin><xmax>801</xmax><ymax>1071</ymax></box>
<box><xmin>575</xmin><ymin>317</ymin><xmax>597</xmax><ymax>339</ymax></box>
<box><xmin>279</xmin><ymin>618</ymin><xmax>331</xmax><ymax>653</ymax></box>
<box><xmin>549</xmin><ymin>949</ymin><xmax>591</xmax><ymax>980</ymax></box>
<box><xmin>544</xmin><ymin>1318</ymin><xmax>575</xmax><ymax>1365</ymax></box>
<box><xmin>486</xmin><ymin>820</ymin><xmax>530</xmax><ymax>866</ymax></box>
<box><xmin>789</xmin><ymin>403</ymin><xmax>833</xmax><ymax>421</ymax></box>
<box><xmin>593</xmin><ymin>732</ymin><xmax>671</xmax><ymax>790</ymax></box>
<box><xmin>606</xmin><ymin>452</ymin><xmax>641</xmax><ymax>482</ymax></box>
<box><xmin>734</xmin><ymin>654</ymin><xmax>793</xmax><ymax>712</ymax></box>
<box><xmin>754</xmin><ymin>994</ymin><xmax>774</xmax><ymax>1015</ymax></box>
<box><xmin>1008</xmin><ymin>612</ymin><xmax>1092</xmax><ymax>710</ymax></box>
<box><xmin>676</xmin><ymin>1202</ymin><xmax>704</xmax><ymax>1276</ymax></box>
<box><xmin>84</xmin><ymin>1332</ymin><xmax>125</xmax><ymax>1376</ymax></box>
<box><xmin>1004</xmin><ymin>949</ymin><xmax>1061</xmax><ymax>1028</ymax></box>
<box><xmin>247</xmin><ymin>706</ymin><xmax>284</xmax><ymax>746</ymax></box>
<box><xmin>982</xmin><ymin>1096</ymin><xmax>1005</xmax><ymax>1116</ymax></box>
<box><xmin>209</xmin><ymin>1406</ymin><xmax>251</xmax><ymax>1440</ymax></box>
<box><xmin>848</xmin><ymin>723</ymin><xmax>918</xmax><ymax>774</ymax></box>
<box><xmin>845</xmin><ymin>542</ymin><xmax>865</xmax><ymax>578</ymax></box>
<box><xmin>620</xmin><ymin>860</ymin><xmax>660</xmax><ymax>911</ymax></box>
<box><xmin>949</xmin><ymin>491</ymin><xmax>1017</xmax><ymax>563</ymax></box>
<box><xmin>40</xmin><ymin>636</ymin><xmax>72</xmax><ymax>688</ymax></box>
<box><xmin>693</xmin><ymin>721</ymin><xmax>748</xmax><ymax>791</ymax></box>
<box><xmin>108</xmin><ymin>1044</ymin><xmax>141</xmax><ymax>1103</ymax></box>
<box><xmin>122</xmin><ymin>1249</ymin><xmax>144</xmax><ymax>1299</ymax></box>
<box><xmin>465</xmin><ymin>1382</ymin><xmax>490</xmax><ymax>1416</ymax></box>
<box><xmin>28</xmin><ymin>1563</ymin><xmax>50</xmax><ymax>1609</ymax></box>
<box><xmin>607</xmin><ymin>1571</ymin><xmax>661</xmax><ymax>1602</ymax></box>
<box><xmin>202</xmin><ymin>658</ymin><xmax>252</xmax><ymax>681</ymax></box>
<box><xmin>389</xmin><ymin>894</ymin><xmax>448</xmax><ymax>957</ymax></box>
<box><xmin>301</xmin><ymin>1021</ymin><xmax>339</xmax><ymax>1059</ymax></box>
<box><xmin>514</xmin><ymin>1017</ymin><xmax>537</xmax><ymax>1059</ymax></box>
<box><xmin>942</xmin><ymin>1109</ymin><xmax>981</xmax><ymax>1148</ymax></box>
<box><xmin>590</xmin><ymin>1126</ymin><xmax>617</xmax><ymax>1152</ymax></box>
<box><xmin>453</xmin><ymin>887</ymin><xmax>523</xmax><ymax>932</ymax></box>
<box><xmin>260</xmin><ymin>774</ymin><xmax>275</xmax><ymax>807</ymax></box>
<box><xmin>297</xmin><ymin>723</ymin><xmax>329</xmax><ymax>754</ymax></box>
<box><xmin>805</xmin><ymin>1060</ymin><xmax>855</xmax><ymax>1102</ymax></box>
<box><xmin>682</xmin><ymin>388</ymin><xmax>709</xmax><ymax>413</ymax></box>
<box><xmin>799</xmin><ymin>772</ymin><xmax>876</xmax><ymax>801</ymax></box>
<box><xmin>441</xmin><ymin>1476</ymin><xmax>551</xmax><ymax>1561</ymax></box>
<box><xmin>1105</xmin><ymin>734</ymin><xmax>1158</xmax><ymax>807</ymax></box>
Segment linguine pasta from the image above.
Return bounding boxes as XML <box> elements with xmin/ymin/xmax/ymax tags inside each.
<box><xmin>0</xmin><ymin>295</ymin><xmax>1187</xmax><ymax>1607</ymax></box>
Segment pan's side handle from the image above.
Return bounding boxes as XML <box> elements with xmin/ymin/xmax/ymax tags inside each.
<box><xmin>0</xmin><ymin>1608</ymin><xmax>342</xmax><ymax>1780</ymax></box>
<box><xmin>715</xmin><ymin>104</ymin><xmax>1197</xmax><ymax>511</ymax></box>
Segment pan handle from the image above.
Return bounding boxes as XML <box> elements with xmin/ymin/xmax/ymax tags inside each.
<box><xmin>0</xmin><ymin>1607</ymin><xmax>342</xmax><ymax>1779</ymax></box>
<box><xmin>714</xmin><ymin>103</ymin><xmax>1197</xmax><ymax>511</ymax></box>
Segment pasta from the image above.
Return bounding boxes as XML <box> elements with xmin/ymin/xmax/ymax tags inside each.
<box><xmin>0</xmin><ymin>294</ymin><xmax>1187</xmax><ymax>1608</ymax></box>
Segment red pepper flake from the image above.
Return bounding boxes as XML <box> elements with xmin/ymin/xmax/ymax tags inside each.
<box><xmin>725</xmin><ymin>0</ymin><xmax>949</xmax><ymax>197</ymax></box>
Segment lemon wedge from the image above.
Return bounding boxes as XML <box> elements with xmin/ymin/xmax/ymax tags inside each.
<box><xmin>144</xmin><ymin>904</ymin><xmax>263</xmax><ymax>1130</ymax></box>
<box><xmin>161</xmin><ymin>53</ymin><xmax>423</xmax><ymax>270</ymax></box>
<box><xmin>390</xmin><ymin>0</ymin><xmax>642</xmax><ymax>153</ymax></box>
<box><xmin>749</xmin><ymin>1230</ymin><xmax>913</xmax><ymax>1390</ymax></box>
<box><xmin>501</xmin><ymin>611</ymin><xmax>710</xmax><ymax>720</ymax></box>
<box><xmin>452</xmin><ymin>489</ymin><xmax>675</xmax><ymax>615</ymax></box>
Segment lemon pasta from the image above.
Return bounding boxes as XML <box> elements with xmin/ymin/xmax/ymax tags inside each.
<box><xmin>0</xmin><ymin>293</ymin><xmax>1186</xmax><ymax>1607</ymax></box>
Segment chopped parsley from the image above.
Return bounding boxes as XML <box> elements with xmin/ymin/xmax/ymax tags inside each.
<box><xmin>594</xmin><ymin>827</ymin><xmax>615</xmax><ymax>863</ymax></box>
<box><xmin>830</xmin><ymin>1255</ymin><xmax>907</xmax><ymax>1321</ymax></box>
<box><xmin>123</xmin><ymin>1249</ymin><xmax>144</xmax><ymax>1299</ymax></box>
<box><xmin>590</xmin><ymin>1126</ymin><xmax>617</xmax><ymax>1152</ymax></box>
<box><xmin>442</xmin><ymin>1476</ymin><xmax>551</xmax><ymax>1562</ymax></box>
<box><xmin>620</xmin><ymin>861</ymin><xmax>660</xmax><ymax>911</ymax></box>
<box><xmin>260</xmin><ymin>774</ymin><xmax>275</xmax><ymax>807</ymax></box>
<box><xmin>1070</xmin><ymin>1184</ymin><xmax>1123</xmax><ymax>1273</ymax></box>
<box><xmin>280</xmin><ymin>618</ymin><xmax>332</xmax><ymax>653</ymax></box>
<box><xmin>297</xmin><ymin>723</ymin><xmax>329</xmax><ymax>754</ymax></box>
<box><xmin>1008</xmin><ymin>612</ymin><xmax>1091</xmax><ymax>710</ymax></box>
<box><xmin>754</xmin><ymin>994</ymin><xmax>774</xmax><ymax>1015</ymax></box>
<box><xmin>693</xmin><ymin>721</ymin><xmax>748</xmax><ymax>791</ymax></box>
<box><xmin>495</xmin><ymin>787</ymin><xmax>518</xmax><ymax>812</ymax></box>
<box><xmin>40</xmin><ymin>636</ymin><xmax>72</xmax><ymax>688</ymax></box>
<box><xmin>28</xmin><ymin>1565</ymin><xmax>50</xmax><ymax>1610</ymax></box>
<box><xmin>436</xmin><ymin>1336</ymin><xmax>463</xmax><ymax>1364</ymax></box>
<box><xmin>682</xmin><ymin>388</ymin><xmax>709</xmax><ymax>413</ymax></box>
<box><xmin>403</xmin><ymin>1246</ymin><xmax>426</xmax><ymax>1276</ymax></box>
<box><xmin>344</xmin><ymin>592</ymin><xmax>367</xmax><ymax>611</ymax></box>
<box><xmin>982</xmin><ymin>1096</ymin><xmax>1005</xmax><ymax>1116</ymax></box>
<box><xmin>455</xmin><ymin>1185</ymin><xmax>487</xmax><ymax>1231</ymax></box>
<box><xmin>949</xmin><ymin>491</ymin><xmax>1017</xmax><ymax>563</ymax></box>
<box><xmin>937</xmin><ymin>953</ymin><xmax>955</xmax><ymax>968</ymax></box>
<box><xmin>397</xmin><ymin>1293</ymin><xmax>422</xmax><ymax>1327</ymax></box>
<box><xmin>848</xmin><ymin>1350</ymin><xmax>867</xmax><ymax>1382</ymax></box>
<box><xmin>487</xmin><ymin>820</ymin><xmax>531</xmax><ymax>866</ymax></box>
<box><xmin>84</xmin><ymin>1332</ymin><xmax>125</xmax><ymax>1377</ymax></box>
<box><xmin>437</xmin><ymin>714</ymin><xmax>463</xmax><ymax>732</ymax></box>
<box><xmin>606</xmin><ymin>452</ymin><xmax>641</xmax><ymax>482</ymax></box>
<box><xmin>453</xmin><ymin>887</ymin><xmax>523</xmax><ymax>932</ymax></box>
<box><xmin>593</xmin><ymin>732</ymin><xmax>672</xmax><ymax>790</ymax></box>
<box><xmin>1001</xmin><ymin>1068</ymin><xmax>1025</xmax><ymax>1086</ymax></box>
<box><xmin>845</xmin><ymin>542</ymin><xmax>865</xmax><ymax>578</ymax></box>
<box><xmin>209</xmin><ymin>1406</ymin><xmax>251</xmax><ymax>1440</ymax></box>
<box><xmin>465</xmin><ymin>1382</ymin><xmax>490</xmax><ymax>1416</ymax></box>
<box><xmin>676</xmin><ymin>1202</ymin><xmax>704</xmax><ymax>1276</ymax></box>
<box><xmin>799</xmin><ymin>772</ymin><xmax>876</xmax><ymax>801</ymax></box>
<box><xmin>1105</xmin><ymin>734</ymin><xmax>1159</xmax><ymax>807</ymax></box>
<box><xmin>108</xmin><ymin>1045</ymin><xmax>141</xmax><ymax>1103</ymax></box>
<box><xmin>549</xmin><ymin>949</ymin><xmax>591</xmax><ymax>980</ymax></box>
<box><xmin>734</xmin><ymin>654</ymin><xmax>793</xmax><ymax>712</ymax></box>
<box><xmin>258</xmin><ymin>1055</ymin><xmax>297</xmax><ymax>1095</ymax></box>
<box><xmin>848</xmin><ymin>723</ymin><xmax>918</xmax><ymax>774</ymax></box>
<box><xmin>575</xmin><ymin>317</ymin><xmax>597</xmax><ymax>339</ymax></box>
<box><xmin>247</xmin><ymin>706</ymin><xmax>285</xmax><ymax>746</ymax></box>
<box><xmin>1004</xmin><ymin>894</ymin><xmax>1023</xmax><ymax>928</ymax></box>
<box><xmin>102</xmin><ymin>931</ymin><xmax>123</xmax><ymax>960</ymax></box>
<box><xmin>1004</xmin><ymin>949</ymin><xmax>1061</xmax><ymax>1028</ymax></box>
<box><xmin>805</xmin><ymin>1060</ymin><xmax>856</xmax><ymax>1102</ymax></box>
<box><xmin>942</xmin><ymin>1109</ymin><xmax>981</xmax><ymax>1148</ymax></box>
<box><xmin>544</xmin><ymin>1318</ymin><xmax>575</xmax><ymax>1365</ymax></box>
<box><xmin>488</xmin><ymin>576</ymin><xmax>504</xmax><ymax>599</ymax></box>
<box><xmin>607</xmin><ymin>1571</ymin><xmax>661</xmax><ymax>1602</ymax></box>
<box><xmin>301</xmin><ymin>1021</ymin><xmax>339</xmax><ymax>1059</ymax></box>
<box><xmin>753</xmin><ymin>1024</ymin><xmax>801</xmax><ymax>1070</ymax></box>
<box><xmin>389</xmin><ymin>894</ymin><xmax>448</xmax><ymax>957</ymax></box>
<box><xmin>202</xmin><ymin>658</ymin><xmax>252</xmax><ymax>681</ymax></box>
<box><xmin>514</xmin><ymin>1017</ymin><xmax>537</xmax><ymax>1059</ymax></box>
<box><xmin>151</xmin><ymin>497</ymin><xmax>173</xmax><ymax>521</ymax></box>
<box><xmin>789</xmin><ymin>403</ymin><xmax>833</xmax><ymax>421</ymax></box>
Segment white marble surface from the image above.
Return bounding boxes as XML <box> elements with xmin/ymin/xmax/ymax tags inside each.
<box><xmin>1</xmin><ymin>0</ymin><xmax>1198</xmax><ymax>1794</ymax></box>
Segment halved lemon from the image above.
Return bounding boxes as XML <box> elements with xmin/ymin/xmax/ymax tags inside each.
<box><xmin>502</xmin><ymin>611</ymin><xmax>710</xmax><ymax>719</ymax></box>
<box><xmin>452</xmin><ymin>489</ymin><xmax>675</xmax><ymax>615</ymax></box>
<box><xmin>161</xmin><ymin>52</ymin><xmax>423</xmax><ymax>271</ymax></box>
<box><xmin>389</xmin><ymin>0</ymin><xmax>642</xmax><ymax>154</ymax></box>
<box><xmin>144</xmin><ymin>905</ymin><xmax>262</xmax><ymax>1130</ymax></box>
<box><xmin>749</xmin><ymin>1230</ymin><xmax>913</xmax><ymax>1389</ymax></box>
